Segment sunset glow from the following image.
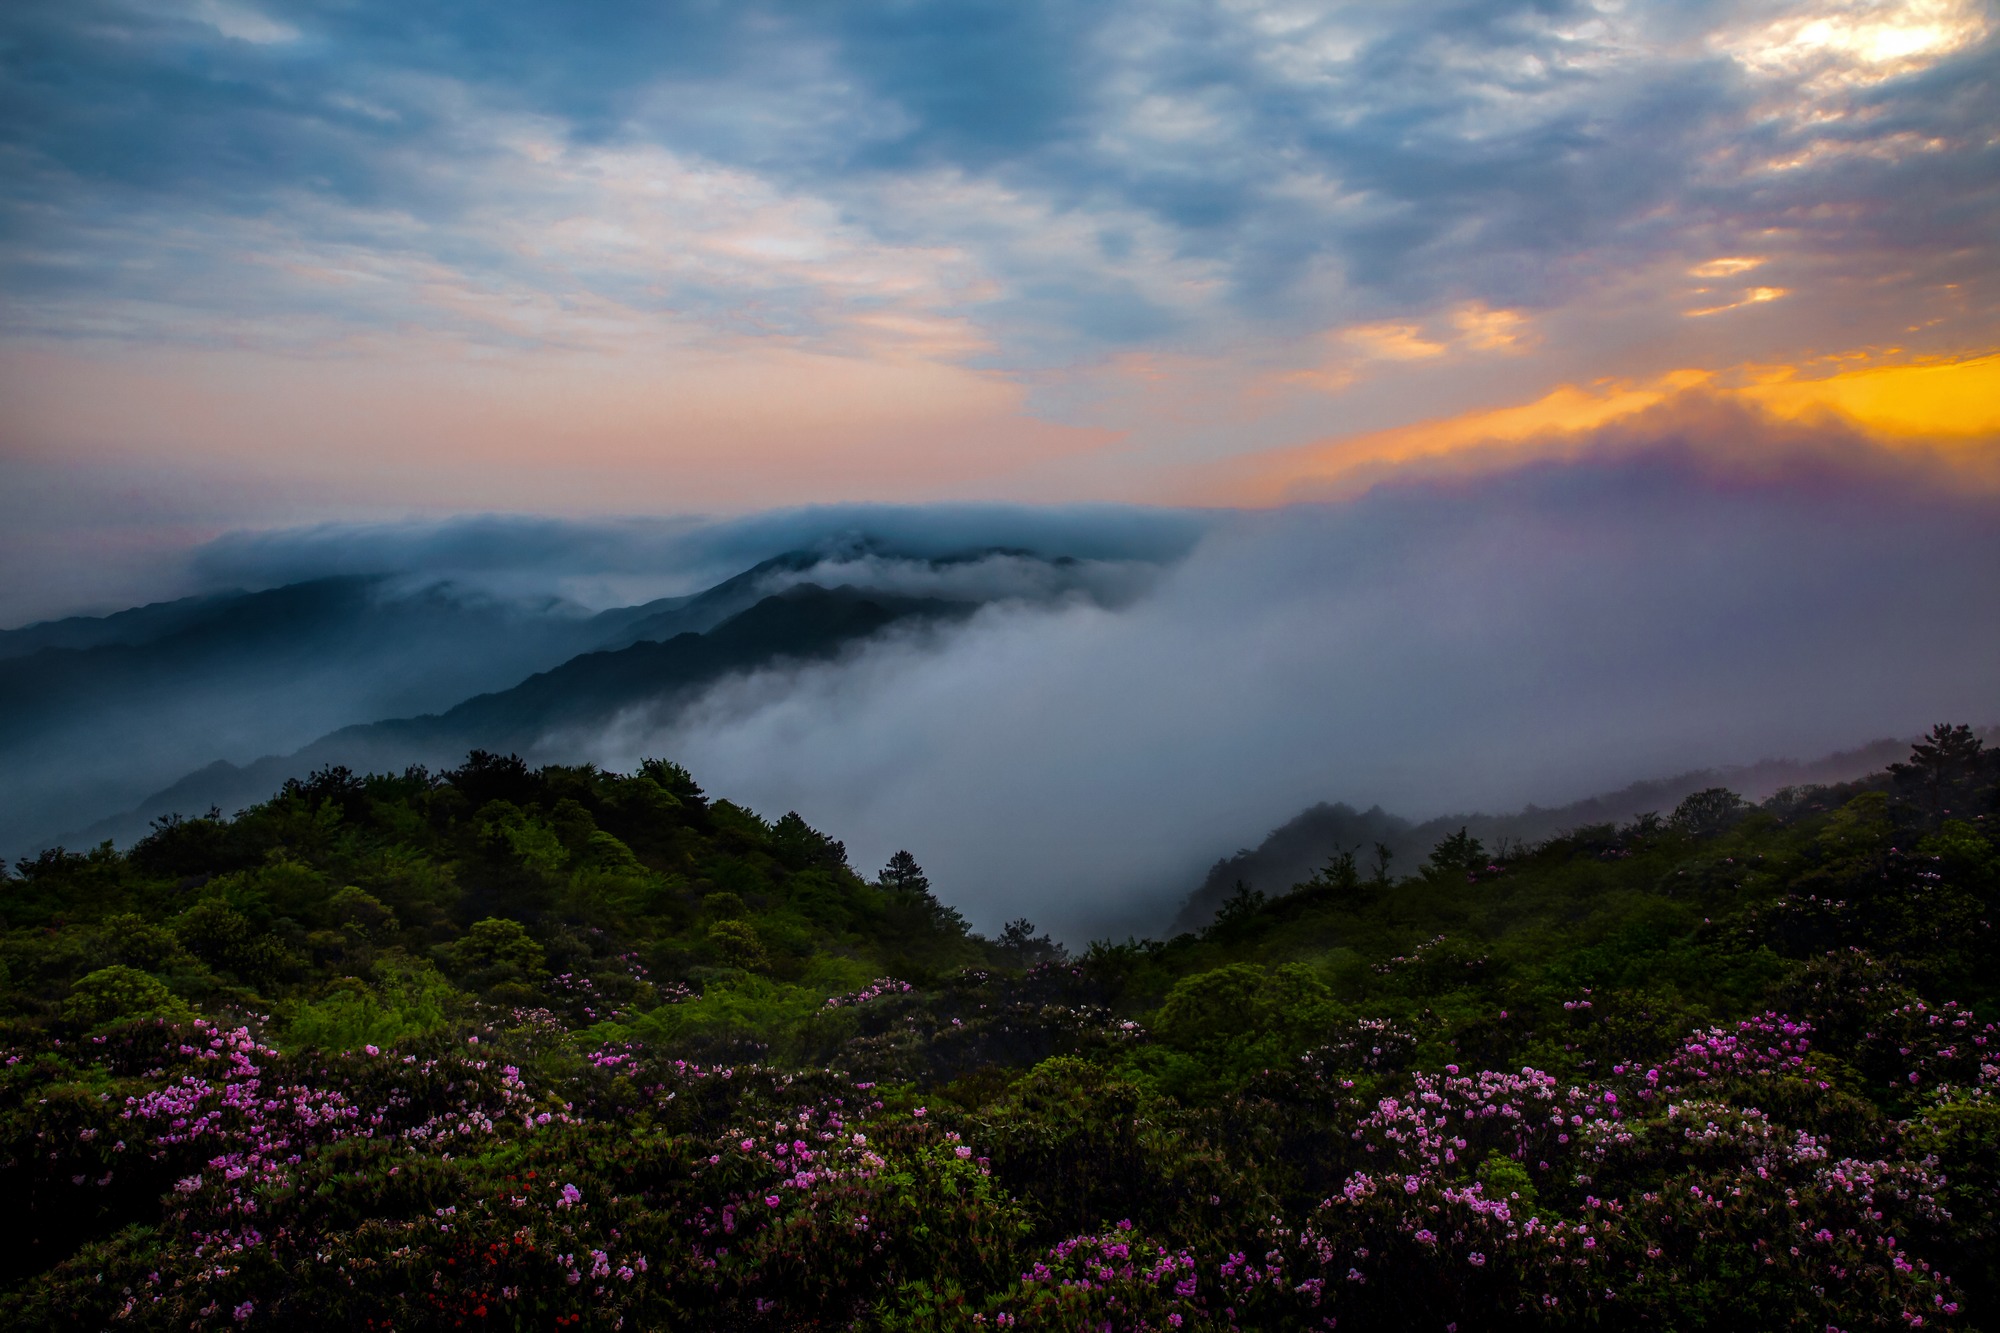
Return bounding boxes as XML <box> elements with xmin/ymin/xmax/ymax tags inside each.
<box><xmin>0</xmin><ymin>0</ymin><xmax>1995</xmax><ymax>618</ymax></box>
<box><xmin>1211</xmin><ymin>350</ymin><xmax>2000</xmax><ymax>504</ymax></box>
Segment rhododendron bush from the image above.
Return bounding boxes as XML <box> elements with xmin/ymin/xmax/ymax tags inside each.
<box><xmin>1</xmin><ymin>732</ymin><xmax>1996</xmax><ymax>1329</ymax></box>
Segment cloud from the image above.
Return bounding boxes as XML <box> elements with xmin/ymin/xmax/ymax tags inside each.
<box><xmin>4</xmin><ymin>0</ymin><xmax>1994</xmax><ymax>374</ymax></box>
<box><xmin>571</xmin><ymin>433</ymin><xmax>2000</xmax><ymax>943</ymax></box>
<box><xmin>183</xmin><ymin>504</ymin><xmax>1211</xmax><ymax>607</ymax></box>
<box><xmin>5</xmin><ymin>0</ymin><xmax>1996</xmax><ymax>626</ymax></box>
<box><xmin>1206</xmin><ymin>351</ymin><xmax>2000</xmax><ymax>504</ymax></box>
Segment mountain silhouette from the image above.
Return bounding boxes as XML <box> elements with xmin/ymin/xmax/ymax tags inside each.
<box><xmin>56</xmin><ymin>582</ymin><xmax>973</xmax><ymax>850</ymax></box>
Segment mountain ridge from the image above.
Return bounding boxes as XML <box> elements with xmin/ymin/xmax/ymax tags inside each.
<box><xmin>53</xmin><ymin>582</ymin><xmax>975</xmax><ymax>852</ymax></box>
<box><xmin>1167</xmin><ymin>730</ymin><xmax>1994</xmax><ymax>933</ymax></box>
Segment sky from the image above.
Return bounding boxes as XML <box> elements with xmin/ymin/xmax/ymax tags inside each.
<box><xmin>3</xmin><ymin>0</ymin><xmax>1998</xmax><ymax>622</ymax></box>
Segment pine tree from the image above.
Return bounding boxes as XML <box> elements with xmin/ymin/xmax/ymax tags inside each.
<box><xmin>1889</xmin><ymin>723</ymin><xmax>1985</xmax><ymax>815</ymax></box>
<box><xmin>880</xmin><ymin>850</ymin><xmax>930</xmax><ymax>897</ymax></box>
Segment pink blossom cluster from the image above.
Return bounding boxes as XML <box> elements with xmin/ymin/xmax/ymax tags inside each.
<box><xmin>1234</xmin><ymin>1009</ymin><xmax>1967</xmax><ymax>1327</ymax></box>
<box><xmin>112</xmin><ymin>1020</ymin><xmax>574</xmax><ymax>1261</ymax></box>
<box><xmin>823</xmin><ymin>977</ymin><xmax>915</xmax><ymax>1009</ymax></box>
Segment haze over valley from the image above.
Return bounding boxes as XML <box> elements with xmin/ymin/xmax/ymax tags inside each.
<box><xmin>13</xmin><ymin>431</ymin><xmax>1997</xmax><ymax>940</ymax></box>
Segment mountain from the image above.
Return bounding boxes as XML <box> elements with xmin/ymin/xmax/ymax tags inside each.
<box><xmin>0</xmin><ymin>577</ymin><xmax>634</xmax><ymax>854</ymax></box>
<box><xmin>3</xmin><ymin>542</ymin><xmax>1133</xmax><ymax>858</ymax></box>
<box><xmin>56</xmin><ymin>583</ymin><xmax>975</xmax><ymax>851</ymax></box>
<box><xmin>0</xmin><ymin>589</ymin><xmax>251</xmax><ymax>659</ymax></box>
<box><xmin>1167</xmin><ymin>734</ymin><xmax>1946</xmax><ymax>932</ymax></box>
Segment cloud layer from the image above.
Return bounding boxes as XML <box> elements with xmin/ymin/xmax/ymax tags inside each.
<box><xmin>573</xmin><ymin>435</ymin><xmax>2000</xmax><ymax>941</ymax></box>
<box><xmin>184</xmin><ymin>505</ymin><xmax>1210</xmax><ymax>608</ymax></box>
<box><xmin>6</xmin><ymin>0</ymin><xmax>1994</xmax><ymax>360</ymax></box>
<box><xmin>3</xmin><ymin>0</ymin><xmax>1996</xmax><ymax>619</ymax></box>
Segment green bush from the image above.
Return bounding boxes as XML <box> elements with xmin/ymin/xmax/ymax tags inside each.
<box><xmin>61</xmin><ymin>964</ymin><xmax>192</xmax><ymax>1026</ymax></box>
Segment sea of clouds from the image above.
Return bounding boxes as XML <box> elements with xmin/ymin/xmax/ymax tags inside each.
<box><xmin>570</xmin><ymin>436</ymin><xmax>2000</xmax><ymax>940</ymax></box>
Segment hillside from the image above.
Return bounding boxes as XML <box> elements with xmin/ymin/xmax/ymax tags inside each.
<box><xmin>3</xmin><ymin>541</ymin><xmax>1145</xmax><ymax>859</ymax></box>
<box><xmin>0</xmin><ymin>577</ymin><xmax>612</xmax><ymax>853</ymax></box>
<box><xmin>2</xmin><ymin>726</ymin><xmax>1997</xmax><ymax>1330</ymax></box>
<box><xmin>62</xmin><ymin>583</ymin><xmax>973</xmax><ymax>851</ymax></box>
<box><xmin>1168</xmin><ymin>735</ymin><xmax>1936</xmax><ymax>933</ymax></box>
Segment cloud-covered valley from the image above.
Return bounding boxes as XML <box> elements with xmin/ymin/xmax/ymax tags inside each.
<box><xmin>573</xmin><ymin>439</ymin><xmax>2000</xmax><ymax>940</ymax></box>
<box><xmin>8</xmin><ymin>433</ymin><xmax>1997</xmax><ymax>943</ymax></box>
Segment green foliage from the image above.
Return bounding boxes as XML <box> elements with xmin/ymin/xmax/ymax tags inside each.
<box><xmin>1669</xmin><ymin>785</ymin><xmax>1748</xmax><ymax>838</ymax></box>
<box><xmin>285</xmin><ymin>962</ymin><xmax>458</xmax><ymax>1051</ymax></box>
<box><xmin>1154</xmin><ymin>962</ymin><xmax>1331</xmax><ymax>1050</ymax></box>
<box><xmin>1422</xmin><ymin>826</ymin><xmax>1488</xmax><ymax>879</ymax></box>
<box><xmin>170</xmin><ymin>899</ymin><xmax>299</xmax><ymax>984</ymax></box>
<box><xmin>1</xmin><ymin>732</ymin><xmax>1997</xmax><ymax>1330</ymax></box>
<box><xmin>706</xmin><ymin>918</ymin><xmax>770</xmax><ymax>971</ymax></box>
<box><xmin>327</xmin><ymin>885</ymin><xmax>398</xmax><ymax>938</ymax></box>
<box><xmin>62</xmin><ymin>964</ymin><xmax>191</xmax><ymax>1026</ymax></box>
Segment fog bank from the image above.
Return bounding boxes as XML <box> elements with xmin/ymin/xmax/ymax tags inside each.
<box><xmin>578</xmin><ymin>441</ymin><xmax>2000</xmax><ymax>941</ymax></box>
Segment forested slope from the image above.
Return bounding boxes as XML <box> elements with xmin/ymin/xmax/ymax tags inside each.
<box><xmin>2</xmin><ymin>727</ymin><xmax>1996</xmax><ymax>1331</ymax></box>
<box><xmin>53</xmin><ymin>583</ymin><xmax>973</xmax><ymax>852</ymax></box>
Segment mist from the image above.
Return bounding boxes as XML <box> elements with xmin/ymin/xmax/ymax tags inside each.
<box><xmin>0</xmin><ymin>520</ymin><xmax>1199</xmax><ymax>856</ymax></box>
<box><xmin>182</xmin><ymin>506</ymin><xmax>1210</xmax><ymax>613</ymax></box>
<box><xmin>573</xmin><ymin>438</ymin><xmax>2000</xmax><ymax>942</ymax></box>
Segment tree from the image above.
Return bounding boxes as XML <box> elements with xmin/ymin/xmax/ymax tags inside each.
<box><xmin>1422</xmin><ymin>828</ymin><xmax>1487</xmax><ymax>880</ymax></box>
<box><xmin>1207</xmin><ymin>881</ymin><xmax>1267</xmax><ymax>934</ymax></box>
<box><xmin>772</xmin><ymin>811</ymin><xmax>848</xmax><ymax>872</ymax></box>
<box><xmin>171</xmin><ymin>901</ymin><xmax>299</xmax><ymax>983</ymax></box>
<box><xmin>1669</xmin><ymin>787</ymin><xmax>1746</xmax><ymax>839</ymax></box>
<box><xmin>707</xmin><ymin>919</ymin><xmax>769</xmax><ymax>971</ymax></box>
<box><xmin>639</xmin><ymin>758</ymin><xmax>707</xmax><ymax>807</ymax></box>
<box><xmin>997</xmin><ymin>918</ymin><xmax>1066</xmax><ymax>967</ymax></box>
<box><xmin>1368</xmin><ymin>842</ymin><xmax>1396</xmax><ymax>890</ymax></box>
<box><xmin>1890</xmin><ymin>723</ymin><xmax>1986</xmax><ymax>816</ymax></box>
<box><xmin>880</xmin><ymin>850</ymin><xmax>931</xmax><ymax>897</ymax></box>
<box><xmin>63</xmin><ymin>965</ymin><xmax>192</xmax><ymax>1026</ymax></box>
<box><xmin>329</xmin><ymin>886</ymin><xmax>399</xmax><ymax>940</ymax></box>
<box><xmin>444</xmin><ymin>917</ymin><xmax>549</xmax><ymax>993</ymax></box>
<box><xmin>448</xmin><ymin>750</ymin><xmax>538</xmax><ymax>809</ymax></box>
<box><xmin>282</xmin><ymin>764</ymin><xmax>369</xmax><ymax>821</ymax></box>
<box><xmin>878</xmin><ymin>851</ymin><xmax>967</xmax><ymax>937</ymax></box>
<box><xmin>1306</xmin><ymin>845</ymin><xmax>1362</xmax><ymax>895</ymax></box>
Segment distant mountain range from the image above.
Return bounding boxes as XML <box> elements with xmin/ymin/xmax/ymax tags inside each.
<box><xmin>1167</xmin><ymin>733</ymin><xmax>1996</xmax><ymax>933</ymax></box>
<box><xmin>13</xmin><ymin>535</ymin><xmax>1988</xmax><ymax>947</ymax></box>
<box><xmin>1</xmin><ymin>543</ymin><xmax>1101</xmax><ymax>857</ymax></box>
<box><xmin>63</xmin><ymin>584</ymin><xmax>970</xmax><ymax>850</ymax></box>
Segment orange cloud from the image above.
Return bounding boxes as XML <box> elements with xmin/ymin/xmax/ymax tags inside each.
<box><xmin>1689</xmin><ymin>256</ymin><xmax>1767</xmax><ymax>278</ymax></box>
<box><xmin>1339</xmin><ymin>322</ymin><xmax>1449</xmax><ymax>361</ymax></box>
<box><xmin>1200</xmin><ymin>351</ymin><xmax>2000</xmax><ymax>505</ymax></box>
<box><xmin>1274</xmin><ymin>302</ymin><xmax>1534</xmax><ymax>393</ymax></box>
<box><xmin>1741</xmin><ymin>351</ymin><xmax>2000</xmax><ymax>439</ymax></box>
<box><xmin>1686</xmin><ymin>286</ymin><xmax>1790</xmax><ymax>317</ymax></box>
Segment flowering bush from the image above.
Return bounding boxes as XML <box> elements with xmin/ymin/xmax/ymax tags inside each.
<box><xmin>2</xmin><ymin>739</ymin><xmax>1997</xmax><ymax>1329</ymax></box>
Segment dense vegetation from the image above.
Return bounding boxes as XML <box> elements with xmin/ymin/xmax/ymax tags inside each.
<box><xmin>2</xmin><ymin>726</ymin><xmax>1996</xmax><ymax>1331</ymax></box>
